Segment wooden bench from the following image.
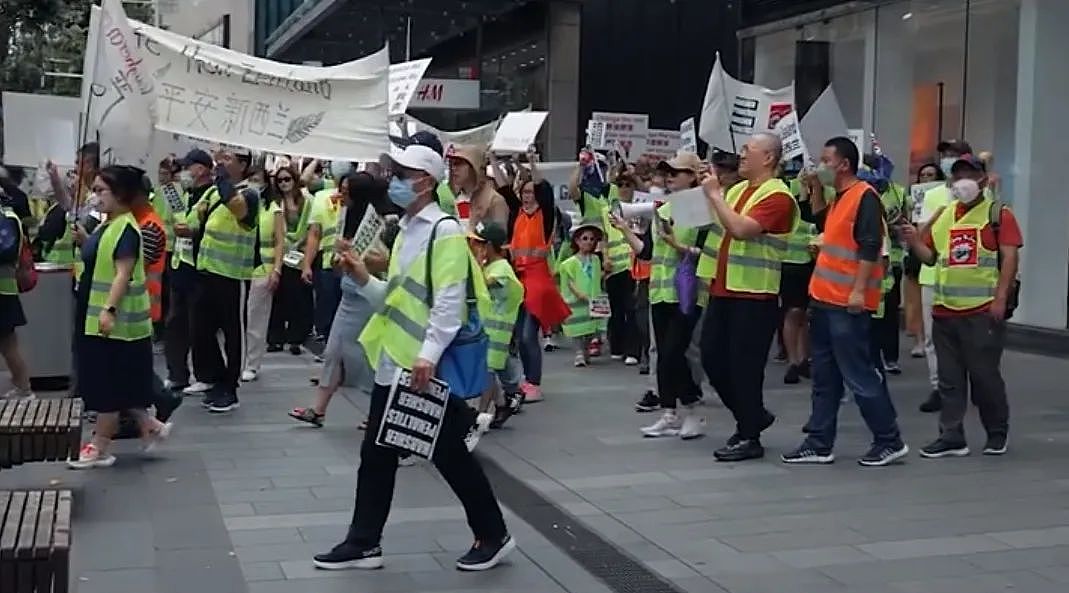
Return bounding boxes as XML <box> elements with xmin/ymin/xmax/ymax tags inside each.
<box><xmin>0</xmin><ymin>400</ymin><xmax>83</xmax><ymax>470</ymax></box>
<box><xmin>0</xmin><ymin>490</ymin><xmax>71</xmax><ymax>593</ymax></box>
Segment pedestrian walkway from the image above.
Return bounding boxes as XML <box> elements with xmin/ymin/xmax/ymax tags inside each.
<box><xmin>7</xmin><ymin>345</ymin><xmax>1069</xmax><ymax>593</ymax></box>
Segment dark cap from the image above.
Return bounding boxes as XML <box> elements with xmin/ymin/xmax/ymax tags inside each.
<box><xmin>179</xmin><ymin>148</ymin><xmax>213</xmax><ymax>168</ymax></box>
<box><xmin>937</xmin><ymin>140</ymin><xmax>973</xmax><ymax>156</ymax></box>
<box><xmin>711</xmin><ymin>150</ymin><xmax>739</xmax><ymax>172</ymax></box>
<box><xmin>950</xmin><ymin>153</ymin><xmax>986</xmax><ymax>174</ymax></box>
<box><xmin>468</xmin><ymin>220</ymin><xmax>508</xmax><ymax>248</ymax></box>
<box><xmin>405</xmin><ymin>131</ymin><xmax>444</xmax><ymax>157</ymax></box>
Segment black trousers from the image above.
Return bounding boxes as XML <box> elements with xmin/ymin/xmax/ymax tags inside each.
<box><xmin>164</xmin><ymin>262</ymin><xmax>196</xmax><ymax>386</ymax></box>
<box><xmin>191</xmin><ymin>272</ymin><xmax>248</xmax><ymax>393</ymax></box>
<box><xmin>933</xmin><ymin>314</ymin><xmax>1009</xmax><ymax>444</ymax></box>
<box><xmin>154</xmin><ymin>254</ymin><xmax>173</xmax><ymax>341</ymax></box>
<box><xmin>651</xmin><ymin>303</ymin><xmax>701</xmax><ymax>408</ymax></box>
<box><xmin>633</xmin><ymin>280</ymin><xmax>651</xmax><ymax>365</ymax></box>
<box><xmin>876</xmin><ymin>266</ymin><xmax>903</xmax><ymax>364</ymax></box>
<box><xmin>701</xmin><ymin>296</ymin><xmax>779</xmax><ymax>439</ymax></box>
<box><xmin>268</xmin><ymin>266</ymin><xmax>313</xmax><ymax>346</ymax></box>
<box><xmin>345</xmin><ymin>383</ymin><xmax>508</xmax><ymax>547</ymax></box>
<box><xmin>605</xmin><ymin>272</ymin><xmax>638</xmax><ymax>357</ymax></box>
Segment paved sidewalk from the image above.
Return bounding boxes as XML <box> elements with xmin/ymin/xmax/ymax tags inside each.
<box><xmin>4</xmin><ymin>342</ymin><xmax>1068</xmax><ymax>593</ymax></box>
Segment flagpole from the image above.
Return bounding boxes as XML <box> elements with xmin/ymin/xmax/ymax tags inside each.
<box><xmin>74</xmin><ymin>1</ymin><xmax>108</xmax><ymax>233</ymax></box>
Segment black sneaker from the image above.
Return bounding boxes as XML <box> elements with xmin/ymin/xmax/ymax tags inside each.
<box><xmin>155</xmin><ymin>392</ymin><xmax>183</xmax><ymax>423</ymax></box>
<box><xmin>208</xmin><ymin>392</ymin><xmax>240</xmax><ymax>413</ymax></box>
<box><xmin>797</xmin><ymin>359</ymin><xmax>811</xmax><ymax>379</ymax></box>
<box><xmin>727</xmin><ymin>411</ymin><xmax>776</xmax><ymax>446</ymax></box>
<box><xmin>784</xmin><ymin>365</ymin><xmax>801</xmax><ymax>384</ymax></box>
<box><xmin>859</xmin><ymin>442</ymin><xmax>910</xmax><ymax>466</ymax></box>
<box><xmin>983</xmin><ymin>434</ymin><xmax>1008</xmax><ymax>456</ymax></box>
<box><xmin>638</xmin><ymin>362</ymin><xmax>650</xmax><ymax>375</ymax></box>
<box><xmin>884</xmin><ymin>361</ymin><xmax>902</xmax><ymax>375</ymax></box>
<box><xmin>505</xmin><ymin>391</ymin><xmax>524</xmax><ymax>415</ymax></box>
<box><xmin>456</xmin><ymin>534</ymin><xmax>516</xmax><ymax>571</ymax></box>
<box><xmin>635</xmin><ymin>391</ymin><xmax>659</xmax><ymax>413</ymax></box>
<box><xmin>714</xmin><ymin>439</ymin><xmax>764</xmax><ymax>462</ymax></box>
<box><xmin>772</xmin><ymin>349</ymin><xmax>788</xmax><ymax>364</ymax></box>
<box><xmin>266</xmin><ymin>343</ymin><xmax>283</xmax><ymax>353</ymax></box>
<box><xmin>313</xmin><ymin>542</ymin><xmax>384</xmax><ymax>570</ymax></box>
<box><xmin>489</xmin><ymin>405</ymin><xmax>513</xmax><ymax>429</ymax></box>
<box><xmin>919</xmin><ymin>438</ymin><xmax>969</xmax><ymax>459</ymax></box>
<box><xmin>919</xmin><ymin>390</ymin><xmax>942</xmax><ymax>413</ymax></box>
<box><xmin>289</xmin><ymin>344</ymin><xmax>303</xmax><ymax>355</ymax></box>
<box><xmin>781</xmin><ymin>444</ymin><xmax>835</xmax><ymax>464</ymax></box>
<box><xmin>200</xmin><ymin>389</ymin><xmax>220</xmax><ymax>409</ymax></box>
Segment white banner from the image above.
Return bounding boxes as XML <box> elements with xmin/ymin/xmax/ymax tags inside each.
<box><xmin>679</xmin><ymin>117</ymin><xmax>698</xmax><ymax>154</ymax></box>
<box><xmin>798</xmin><ymin>85</ymin><xmax>849</xmax><ymax>166</ymax></box>
<box><xmin>490</xmin><ymin>111</ymin><xmax>548</xmax><ymax>153</ymax></box>
<box><xmin>2</xmin><ymin>92</ymin><xmax>81</xmax><ymax>168</ymax></box>
<box><xmin>699</xmin><ymin>53</ymin><xmax>795</xmax><ymax>152</ymax></box>
<box><xmin>84</xmin><ymin>7</ymin><xmax>389</xmax><ymax>164</ymax></box>
<box><xmin>641</xmin><ymin>129</ymin><xmax>681</xmax><ymax>162</ymax></box>
<box><xmin>589</xmin><ymin>112</ymin><xmax>649</xmax><ymax>160</ymax></box>
<box><xmin>388</xmin><ymin>115</ymin><xmax>502</xmax><ymax>156</ymax></box>
<box><xmin>388</xmin><ymin>59</ymin><xmax>432</xmax><ymax>115</ymax></box>
<box><xmin>88</xmin><ymin>0</ymin><xmax>159</xmax><ymax>168</ymax></box>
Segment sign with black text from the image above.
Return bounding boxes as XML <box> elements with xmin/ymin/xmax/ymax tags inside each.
<box><xmin>374</xmin><ymin>368</ymin><xmax>449</xmax><ymax>459</ymax></box>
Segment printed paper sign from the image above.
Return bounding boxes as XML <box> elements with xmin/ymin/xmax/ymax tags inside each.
<box><xmin>667</xmin><ymin>186</ymin><xmax>715</xmax><ymax>229</ymax></box>
<box><xmin>490</xmin><ymin>111</ymin><xmax>548</xmax><ymax>153</ymax></box>
<box><xmin>699</xmin><ymin>53</ymin><xmax>795</xmax><ymax>152</ymax></box>
<box><xmin>83</xmin><ymin>7</ymin><xmax>389</xmax><ymax>163</ymax></box>
<box><xmin>589</xmin><ymin>112</ymin><xmax>649</xmax><ymax>160</ymax></box>
<box><xmin>679</xmin><ymin>118</ymin><xmax>698</xmax><ymax>155</ymax></box>
<box><xmin>641</xmin><ymin>129</ymin><xmax>682</xmax><ymax>162</ymax></box>
<box><xmin>848</xmin><ymin>129</ymin><xmax>866</xmax><ymax>156</ymax></box>
<box><xmin>586</xmin><ymin>120</ymin><xmax>607</xmax><ymax>149</ymax></box>
<box><xmin>388</xmin><ymin>58</ymin><xmax>433</xmax><ymax>115</ymax></box>
<box><xmin>1</xmin><ymin>92</ymin><xmax>81</xmax><ymax>168</ymax></box>
<box><xmin>911</xmin><ymin>181</ymin><xmax>944</xmax><ymax>223</ymax></box>
<box><xmin>775</xmin><ymin>111</ymin><xmax>806</xmax><ymax>161</ymax></box>
<box><xmin>375</xmin><ymin>368</ymin><xmax>449</xmax><ymax>459</ymax></box>
<box><xmin>350</xmin><ymin>204</ymin><xmax>385</xmax><ymax>256</ymax></box>
<box><xmin>589</xmin><ymin>296</ymin><xmax>611</xmax><ymax>319</ymax></box>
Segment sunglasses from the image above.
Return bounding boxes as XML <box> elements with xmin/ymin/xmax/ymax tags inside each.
<box><xmin>577</xmin><ymin>235</ymin><xmax>598</xmax><ymax>242</ymax></box>
<box><xmin>276</xmin><ymin>177</ymin><xmax>294</xmax><ymax>183</ymax></box>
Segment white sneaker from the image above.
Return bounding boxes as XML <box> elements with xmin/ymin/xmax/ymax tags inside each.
<box><xmin>464</xmin><ymin>412</ymin><xmax>493</xmax><ymax>452</ymax></box>
<box><xmin>610</xmin><ymin>354</ymin><xmax>624</xmax><ymax>361</ymax></box>
<box><xmin>624</xmin><ymin>356</ymin><xmax>639</xmax><ymax>366</ymax></box>
<box><xmin>679</xmin><ymin>413</ymin><xmax>706</xmax><ymax>440</ymax></box>
<box><xmin>68</xmin><ymin>443</ymin><xmax>116</xmax><ymax>470</ymax></box>
<box><xmin>183</xmin><ymin>382</ymin><xmax>214</xmax><ymax>394</ymax></box>
<box><xmin>240</xmin><ymin>370</ymin><xmax>258</xmax><ymax>382</ymax></box>
<box><xmin>2</xmin><ymin>387</ymin><xmax>35</xmax><ymax>401</ymax></box>
<box><xmin>144</xmin><ymin>422</ymin><xmax>173</xmax><ymax>454</ymax></box>
<box><xmin>641</xmin><ymin>410</ymin><xmax>681</xmax><ymax>438</ymax></box>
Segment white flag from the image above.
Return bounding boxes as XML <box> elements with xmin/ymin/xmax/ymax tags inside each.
<box><xmin>87</xmin><ymin>0</ymin><xmax>158</xmax><ymax>167</ymax></box>
<box><xmin>698</xmin><ymin>53</ymin><xmax>794</xmax><ymax>153</ymax></box>
<box><xmin>798</xmin><ymin>85</ymin><xmax>849</xmax><ymax>166</ymax></box>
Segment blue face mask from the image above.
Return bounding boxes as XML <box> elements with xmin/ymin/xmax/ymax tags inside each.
<box><xmin>388</xmin><ymin>176</ymin><xmax>417</xmax><ymax>208</ymax></box>
<box><xmin>939</xmin><ymin>157</ymin><xmax>956</xmax><ymax>177</ymax></box>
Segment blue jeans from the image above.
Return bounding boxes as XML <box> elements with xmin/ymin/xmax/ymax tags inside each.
<box><xmin>313</xmin><ymin>267</ymin><xmax>342</xmax><ymax>338</ymax></box>
<box><xmin>804</xmin><ymin>306</ymin><xmax>902</xmax><ymax>451</ymax></box>
<box><xmin>516</xmin><ymin>307</ymin><xmax>542</xmax><ymax>385</ymax></box>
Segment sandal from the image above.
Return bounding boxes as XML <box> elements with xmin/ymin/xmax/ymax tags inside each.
<box><xmin>288</xmin><ymin>407</ymin><xmax>325</xmax><ymax>427</ymax></box>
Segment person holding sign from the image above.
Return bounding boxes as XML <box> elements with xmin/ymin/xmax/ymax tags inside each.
<box><xmin>314</xmin><ymin>144</ymin><xmax>513</xmax><ymax>573</ymax></box>
<box><xmin>558</xmin><ymin>219</ymin><xmax>606</xmax><ymax>368</ymax></box>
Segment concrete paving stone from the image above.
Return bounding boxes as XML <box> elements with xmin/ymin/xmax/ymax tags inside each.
<box><xmin>769</xmin><ymin>545</ymin><xmax>878</xmax><ymax>568</ymax></box>
<box><xmin>614</xmin><ymin>507</ymin><xmax>717</xmax><ymax>528</ymax></box>
<box><xmin>558</xmin><ymin>501</ymin><xmax>605</xmax><ymax>517</ymax></box>
<box><xmin>252</xmin><ymin>497</ymin><xmax>355</xmax><ymax>515</ymax></box>
<box><xmin>665</xmin><ymin>464</ymin><xmax>791</xmax><ymax>482</ymax></box>
<box><xmin>280</xmin><ymin>553</ymin><xmax>441</xmax><ymax>579</ymax></box>
<box><xmin>572</xmin><ymin>513</ymin><xmax>647</xmax><ymax>545</ymax></box>
<box><xmin>226</xmin><ymin>511</ymin><xmax>351</xmax><ymax>530</ymax></box>
<box><xmin>688</xmin><ymin>552</ymin><xmax>795</xmax><ymax>577</ymax></box>
<box><xmin>216</xmin><ymin>487</ymin><xmax>318</xmax><ymax>504</ymax></box>
<box><xmin>493</xmin><ymin>544</ymin><xmax>608</xmax><ymax>592</ymax></box>
<box><xmin>719</xmin><ymin>527</ymin><xmax>872</xmax><ymax>553</ymax></box>
<box><xmin>246</xmin><ymin>572</ymin><xmax>418</xmax><ymax>593</ymax></box>
<box><xmin>269</xmin><ymin>474</ymin><xmax>361</xmax><ymax>488</ymax></box>
<box><xmin>592</xmin><ymin>495</ymin><xmax>681</xmax><ymax>513</ymax></box>
<box><xmin>74</xmin><ymin>568</ymin><xmax>160</xmax><ymax>593</ymax></box>
<box><xmin>221</xmin><ymin>503</ymin><xmax>257</xmax><ymax>517</ymax></box>
<box><xmin>73</xmin><ymin>520</ymin><xmax>157</xmax><ymax>570</ymax></box>
<box><xmin>234</xmin><ymin>542</ymin><xmax>328</xmax><ymax>563</ymax></box>
<box><xmin>614</xmin><ymin>539</ymin><xmax>677</xmax><ymax>562</ymax></box>
<box><xmin>309</xmin><ymin>485</ymin><xmax>355</xmax><ymax>499</ymax></box>
<box><xmin>152</xmin><ymin>504</ymin><xmax>234</xmax><ymax>550</ymax></box>
<box><xmin>710</xmin><ymin>568</ymin><xmax>844</xmax><ymax>593</ymax></box>
<box><xmin>211</xmin><ymin>478</ymin><xmax>276</xmax><ymax>492</ymax></box>
<box><xmin>818</xmin><ymin>556</ymin><xmax>983</xmax><ymax>584</ymax></box>
<box><xmin>559</xmin><ymin>471</ymin><xmax>677</xmax><ymax>490</ymax></box>
<box><xmin>209</xmin><ymin>466</ymin><xmax>329</xmax><ymax>480</ymax></box>
<box><xmin>858</xmin><ymin>534</ymin><xmax>1011</xmax><ymax>560</ymax></box>
<box><xmin>665</xmin><ymin>575</ymin><xmax>730</xmax><ymax>593</ymax></box>
<box><xmin>155</xmin><ymin>547</ymin><xmax>247</xmax><ymax>593</ymax></box>
<box><xmin>890</xmin><ymin>569</ymin><xmax>1061</xmax><ymax>593</ymax></box>
<box><xmin>987</xmin><ymin>525</ymin><xmax>1069</xmax><ymax>548</ymax></box>
<box><xmin>960</xmin><ymin>546</ymin><xmax>1069</xmax><ymax>571</ymax></box>
<box><xmin>230</xmin><ymin>528</ymin><xmax>305</xmax><ymax>547</ymax></box>
<box><xmin>1035</xmin><ymin>564</ymin><xmax>1069</xmax><ymax>583</ymax></box>
<box><xmin>646</xmin><ymin>558</ymin><xmax>704</xmax><ymax>579</ymax></box>
<box><xmin>241</xmin><ymin>561</ymin><xmax>286</xmax><ymax>582</ymax></box>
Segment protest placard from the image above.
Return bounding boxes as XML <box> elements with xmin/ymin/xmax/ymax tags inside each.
<box><xmin>490</xmin><ymin>111</ymin><xmax>548</xmax><ymax>153</ymax></box>
<box><xmin>350</xmin><ymin>204</ymin><xmax>385</xmax><ymax>256</ymax></box>
<box><xmin>911</xmin><ymin>181</ymin><xmax>944</xmax><ymax>223</ymax></box>
<box><xmin>589</xmin><ymin>296</ymin><xmax>611</xmax><ymax>319</ymax></box>
<box><xmin>775</xmin><ymin>111</ymin><xmax>806</xmax><ymax>161</ymax></box>
<box><xmin>667</xmin><ymin>186</ymin><xmax>715</xmax><ymax>229</ymax></box>
<box><xmin>679</xmin><ymin>118</ymin><xmax>698</xmax><ymax>155</ymax></box>
<box><xmin>388</xmin><ymin>59</ymin><xmax>433</xmax><ymax>115</ymax></box>
<box><xmin>699</xmin><ymin>54</ymin><xmax>794</xmax><ymax>152</ymax></box>
<box><xmin>589</xmin><ymin>112</ymin><xmax>649</xmax><ymax>160</ymax></box>
<box><xmin>2</xmin><ymin>92</ymin><xmax>81</xmax><ymax>168</ymax></box>
<box><xmin>642</xmin><ymin>129</ymin><xmax>681</xmax><ymax>162</ymax></box>
<box><xmin>375</xmin><ymin>368</ymin><xmax>450</xmax><ymax>459</ymax></box>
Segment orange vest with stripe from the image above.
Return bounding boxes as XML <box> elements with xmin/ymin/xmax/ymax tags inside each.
<box><xmin>511</xmin><ymin>209</ymin><xmax>551</xmax><ymax>269</ymax></box>
<box><xmin>134</xmin><ymin>207</ymin><xmax>166</xmax><ymax>322</ymax></box>
<box><xmin>809</xmin><ymin>182</ymin><xmax>884</xmax><ymax>312</ymax></box>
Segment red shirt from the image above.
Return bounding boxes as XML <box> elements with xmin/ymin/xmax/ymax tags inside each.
<box><xmin>711</xmin><ymin>188</ymin><xmax>795</xmax><ymax>300</ymax></box>
<box><xmin>922</xmin><ymin>201</ymin><xmax>1023</xmax><ymax>317</ymax></box>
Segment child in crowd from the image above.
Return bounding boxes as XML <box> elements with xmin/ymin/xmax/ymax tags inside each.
<box><xmin>468</xmin><ymin>221</ymin><xmax>526</xmax><ymax>428</ymax></box>
<box><xmin>558</xmin><ymin>220</ymin><xmax>605</xmax><ymax>367</ymax></box>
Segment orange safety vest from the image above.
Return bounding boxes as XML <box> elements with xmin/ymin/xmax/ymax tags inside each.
<box><xmin>511</xmin><ymin>208</ymin><xmax>550</xmax><ymax>269</ymax></box>
<box><xmin>133</xmin><ymin>205</ymin><xmax>166</xmax><ymax>322</ymax></box>
<box><xmin>631</xmin><ymin>256</ymin><xmax>651</xmax><ymax>281</ymax></box>
<box><xmin>809</xmin><ymin>181</ymin><xmax>884</xmax><ymax>312</ymax></box>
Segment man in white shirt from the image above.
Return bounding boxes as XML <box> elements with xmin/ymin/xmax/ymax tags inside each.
<box><xmin>313</xmin><ymin>144</ymin><xmax>514</xmax><ymax>573</ymax></box>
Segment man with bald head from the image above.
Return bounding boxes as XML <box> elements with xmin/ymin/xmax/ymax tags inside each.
<box><xmin>698</xmin><ymin>132</ymin><xmax>799</xmax><ymax>462</ymax></box>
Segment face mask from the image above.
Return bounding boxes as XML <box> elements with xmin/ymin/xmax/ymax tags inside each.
<box><xmin>950</xmin><ymin>178</ymin><xmax>981</xmax><ymax>203</ymax></box>
<box><xmin>940</xmin><ymin>157</ymin><xmax>956</xmax><ymax>177</ymax></box>
<box><xmin>178</xmin><ymin>170</ymin><xmax>194</xmax><ymax>189</ymax></box>
<box><xmin>388</xmin><ymin>177</ymin><xmax>417</xmax><ymax>208</ymax></box>
<box><xmin>816</xmin><ymin>164</ymin><xmax>837</xmax><ymax>187</ymax></box>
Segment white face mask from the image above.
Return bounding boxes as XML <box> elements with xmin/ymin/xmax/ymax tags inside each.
<box><xmin>950</xmin><ymin>178</ymin><xmax>982</xmax><ymax>203</ymax></box>
<box><xmin>178</xmin><ymin>170</ymin><xmax>194</xmax><ymax>189</ymax></box>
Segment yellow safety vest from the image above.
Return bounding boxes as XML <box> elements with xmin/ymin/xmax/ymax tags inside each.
<box><xmin>254</xmin><ymin>202</ymin><xmax>282</xmax><ymax>278</ymax></box>
<box><xmin>649</xmin><ymin>202</ymin><xmax>698</xmax><ymax>305</ymax></box>
<box><xmin>558</xmin><ymin>254</ymin><xmax>602</xmax><ymax>338</ymax></box>
<box><xmin>84</xmin><ymin>212</ymin><xmax>152</xmax><ymax>340</ymax></box>
<box><xmin>0</xmin><ymin>208</ymin><xmax>21</xmax><ymax>295</ymax></box>
<box><xmin>196</xmin><ymin>187</ymin><xmax>257</xmax><ymax>280</ymax></box>
<box><xmin>482</xmin><ymin>258</ymin><xmax>523</xmax><ymax>370</ymax></box>
<box><xmin>930</xmin><ymin>197</ymin><xmax>1001</xmax><ymax>311</ymax></box>
<box><xmin>720</xmin><ymin>178</ymin><xmax>798</xmax><ymax>295</ymax></box>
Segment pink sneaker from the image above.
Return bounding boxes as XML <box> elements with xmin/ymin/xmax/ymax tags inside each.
<box><xmin>521</xmin><ymin>382</ymin><xmax>543</xmax><ymax>403</ymax></box>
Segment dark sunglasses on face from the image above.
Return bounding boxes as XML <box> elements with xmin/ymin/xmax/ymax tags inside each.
<box><xmin>276</xmin><ymin>177</ymin><xmax>293</xmax><ymax>183</ymax></box>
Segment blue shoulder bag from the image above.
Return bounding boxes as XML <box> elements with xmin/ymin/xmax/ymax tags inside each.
<box><xmin>425</xmin><ymin>217</ymin><xmax>489</xmax><ymax>399</ymax></box>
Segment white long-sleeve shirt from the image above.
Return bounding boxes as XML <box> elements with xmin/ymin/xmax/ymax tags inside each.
<box><xmin>354</xmin><ymin>202</ymin><xmax>466</xmax><ymax>386</ymax></box>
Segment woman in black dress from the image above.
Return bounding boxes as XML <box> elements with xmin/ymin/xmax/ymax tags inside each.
<box><xmin>69</xmin><ymin>166</ymin><xmax>172</xmax><ymax>469</ymax></box>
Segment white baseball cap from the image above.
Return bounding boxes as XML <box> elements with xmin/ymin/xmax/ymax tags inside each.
<box><xmin>382</xmin><ymin>144</ymin><xmax>445</xmax><ymax>182</ymax></box>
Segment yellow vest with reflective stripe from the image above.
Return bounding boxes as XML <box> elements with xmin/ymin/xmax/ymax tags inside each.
<box><xmin>722</xmin><ymin>179</ymin><xmax>798</xmax><ymax>295</ymax></box>
<box><xmin>872</xmin><ymin>267</ymin><xmax>895</xmax><ymax>319</ymax></box>
<box><xmin>197</xmin><ymin>187</ymin><xmax>256</xmax><ymax>280</ymax></box>
<box><xmin>84</xmin><ymin>212</ymin><xmax>152</xmax><ymax>341</ymax></box>
<box><xmin>483</xmin><ymin>258</ymin><xmax>523</xmax><ymax>370</ymax></box>
<box><xmin>44</xmin><ymin>204</ymin><xmax>78</xmax><ymax>266</ymax></box>
<box><xmin>881</xmin><ymin>183</ymin><xmax>907</xmax><ymax>267</ymax></box>
<box><xmin>359</xmin><ymin>224</ymin><xmax>490</xmax><ymax>372</ymax></box>
<box><xmin>558</xmin><ymin>254</ymin><xmax>602</xmax><ymax>338</ymax></box>
<box><xmin>314</xmin><ymin>189</ymin><xmax>343</xmax><ymax>269</ymax></box>
<box><xmin>0</xmin><ymin>209</ymin><xmax>21</xmax><ymax>295</ymax></box>
<box><xmin>930</xmin><ymin>197</ymin><xmax>1000</xmax><ymax>311</ymax></box>
<box><xmin>254</xmin><ymin>203</ymin><xmax>281</xmax><ymax>278</ymax></box>
<box><xmin>586</xmin><ymin>192</ymin><xmax>630</xmax><ymax>278</ymax></box>
<box><xmin>172</xmin><ymin>186</ymin><xmax>213</xmax><ymax>270</ymax></box>
<box><xmin>437</xmin><ymin>182</ymin><xmax>457</xmax><ymax>217</ymax></box>
<box><xmin>649</xmin><ymin>203</ymin><xmax>697</xmax><ymax>305</ymax></box>
<box><xmin>783</xmin><ymin>220</ymin><xmax>817</xmax><ymax>264</ymax></box>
